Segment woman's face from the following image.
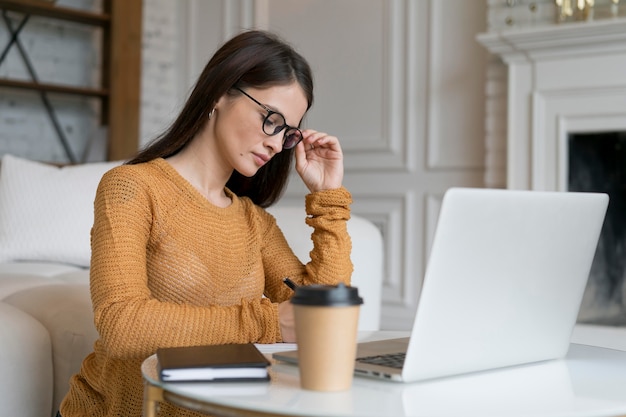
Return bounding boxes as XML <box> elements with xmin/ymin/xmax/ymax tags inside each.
<box><xmin>212</xmin><ymin>82</ymin><xmax>308</xmax><ymax>177</ymax></box>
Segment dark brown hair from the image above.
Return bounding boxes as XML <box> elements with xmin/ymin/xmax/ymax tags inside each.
<box><xmin>127</xmin><ymin>30</ymin><xmax>313</xmax><ymax>207</ymax></box>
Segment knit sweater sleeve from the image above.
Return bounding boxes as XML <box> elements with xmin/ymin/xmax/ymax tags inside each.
<box><xmin>262</xmin><ymin>187</ymin><xmax>354</xmax><ymax>300</ymax></box>
<box><xmin>90</xmin><ymin>167</ymin><xmax>280</xmax><ymax>359</ymax></box>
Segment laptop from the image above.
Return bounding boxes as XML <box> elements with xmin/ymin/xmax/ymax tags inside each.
<box><xmin>273</xmin><ymin>187</ymin><xmax>609</xmax><ymax>383</ymax></box>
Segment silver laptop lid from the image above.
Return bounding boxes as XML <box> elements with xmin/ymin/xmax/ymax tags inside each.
<box><xmin>402</xmin><ymin>188</ymin><xmax>608</xmax><ymax>382</ymax></box>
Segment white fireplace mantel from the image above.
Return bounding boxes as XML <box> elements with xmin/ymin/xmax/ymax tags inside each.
<box><xmin>478</xmin><ymin>19</ymin><xmax>626</xmax><ymax>63</ymax></box>
<box><xmin>477</xmin><ymin>19</ymin><xmax>626</xmax><ymax>190</ymax></box>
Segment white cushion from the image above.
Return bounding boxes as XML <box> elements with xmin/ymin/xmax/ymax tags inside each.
<box><xmin>0</xmin><ymin>155</ymin><xmax>120</xmax><ymax>267</ymax></box>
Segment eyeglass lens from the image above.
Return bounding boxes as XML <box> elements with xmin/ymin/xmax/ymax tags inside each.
<box><xmin>283</xmin><ymin>128</ymin><xmax>302</xmax><ymax>149</ymax></box>
<box><xmin>263</xmin><ymin>112</ymin><xmax>302</xmax><ymax>149</ymax></box>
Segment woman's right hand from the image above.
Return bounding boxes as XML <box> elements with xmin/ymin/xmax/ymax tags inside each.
<box><xmin>278</xmin><ymin>300</ymin><xmax>296</xmax><ymax>342</ymax></box>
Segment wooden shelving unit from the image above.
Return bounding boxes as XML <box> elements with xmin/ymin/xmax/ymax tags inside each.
<box><xmin>0</xmin><ymin>78</ymin><xmax>109</xmax><ymax>97</ymax></box>
<box><xmin>0</xmin><ymin>0</ymin><xmax>142</xmax><ymax>162</ymax></box>
<box><xmin>0</xmin><ymin>0</ymin><xmax>110</xmax><ymax>25</ymax></box>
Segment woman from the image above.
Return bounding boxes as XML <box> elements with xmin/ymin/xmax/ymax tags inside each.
<box><xmin>58</xmin><ymin>30</ymin><xmax>353</xmax><ymax>416</ymax></box>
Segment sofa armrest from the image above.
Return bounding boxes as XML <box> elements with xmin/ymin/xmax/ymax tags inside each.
<box><xmin>267</xmin><ymin>206</ymin><xmax>383</xmax><ymax>330</ymax></box>
<box><xmin>0</xmin><ymin>302</ymin><xmax>53</xmax><ymax>417</ymax></box>
<box><xmin>4</xmin><ymin>284</ymin><xmax>97</xmax><ymax>416</ymax></box>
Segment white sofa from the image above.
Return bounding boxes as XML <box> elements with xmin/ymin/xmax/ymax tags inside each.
<box><xmin>0</xmin><ymin>154</ymin><xmax>383</xmax><ymax>417</ymax></box>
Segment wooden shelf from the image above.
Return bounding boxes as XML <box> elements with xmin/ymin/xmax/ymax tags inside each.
<box><xmin>0</xmin><ymin>0</ymin><xmax>141</xmax><ymax>161</ymax></box>
<box><xmin>0</xmin><ymin>78</ymin><xmax>108</xmax><ymax>97</ymax></box>
<box><xmin>0</xmin><ymin>0</ymin><xmax>110</xmax><ymax>26</ymax></box>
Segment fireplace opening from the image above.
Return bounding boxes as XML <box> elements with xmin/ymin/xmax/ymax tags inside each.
<box><xmin>568</xmin><ymin>131</ymin><xmax>626</xmax><ymax>326</ymax></box>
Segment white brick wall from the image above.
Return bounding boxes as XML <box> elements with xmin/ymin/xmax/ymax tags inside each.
<box><xmin>139</xmin><ymin>0</ymin><xmax>182</xmax><ymax>148</ymax></box>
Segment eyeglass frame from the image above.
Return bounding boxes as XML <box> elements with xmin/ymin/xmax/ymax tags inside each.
<box><xmin>235</xmin><ymin>88</ymin><xmax>304</xmax><ymax>150</ymax></box>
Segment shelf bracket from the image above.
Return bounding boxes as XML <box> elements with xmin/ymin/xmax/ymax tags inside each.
<box><xmin>0</xmin><ymin>9</ymin><xmax>27</xmax><ymax>64</ymax></box>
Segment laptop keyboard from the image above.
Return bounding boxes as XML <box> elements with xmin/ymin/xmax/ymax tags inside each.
<box><xmin>356</xmin><ymin>352</ymin><xmax>406</xmax><ymax>369</ymax></box>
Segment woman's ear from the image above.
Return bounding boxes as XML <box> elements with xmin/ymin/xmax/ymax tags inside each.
<box><xmin>213</xmin><ymin>94</ymin><xmax>229</xmax><ymax>111</ymax></box>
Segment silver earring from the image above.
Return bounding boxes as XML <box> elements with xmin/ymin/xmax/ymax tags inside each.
<box><xmin>208</xmin><ymin>109</ymin><xmax>215</xmax><ymax>119</ymax></box>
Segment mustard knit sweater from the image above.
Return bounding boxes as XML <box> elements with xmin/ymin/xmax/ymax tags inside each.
<box><xmin>59</xmin><ymin>158</ymin><xmax>353</xmax><ymax>417</ymax></box>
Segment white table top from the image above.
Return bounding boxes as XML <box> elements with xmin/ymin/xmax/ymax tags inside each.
<box><xmin>142</xmin><ymin>328</ymin><xmax>626</xmax><ymax>417</ymax></box>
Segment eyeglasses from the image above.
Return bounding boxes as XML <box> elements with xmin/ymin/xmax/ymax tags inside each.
<box><xmin>236</xmin><ymin>88</ymin><xmax>304</xmax><ymax>150</ymax></box>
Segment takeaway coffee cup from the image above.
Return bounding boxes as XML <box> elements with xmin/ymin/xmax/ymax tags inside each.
<box><xmin>291</xmin><ymin>283</ymin><xmax>363</xmax><ymax>391</ymax></box>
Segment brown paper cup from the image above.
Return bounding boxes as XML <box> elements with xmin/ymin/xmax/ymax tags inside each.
<box><xmin>294</xmin><ymin>304</ymin><xmax>360</xmax><ymax>391</ymax></box>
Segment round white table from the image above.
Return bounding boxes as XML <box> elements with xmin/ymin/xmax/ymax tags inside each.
<box><xmin>142</xmin><ymin>330</ymin><xmax>626</xmax><ymax>417</ymax></box>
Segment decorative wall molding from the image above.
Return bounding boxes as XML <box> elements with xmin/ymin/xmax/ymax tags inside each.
<box><xmin>351</xmin><ymin>192</ymin><xmax>414</xmax><ymax>303</ymax></box>
<box><xmin>182</xmin><ymin>0</ymin><xmax>251</xmax><ymax>91</ymax></box>
<box><xmin>182</xmin><ymin>0</ymin><xmax>489</xmax><ymax>330</ymax></box>
<box><xmin>305</xmin><ymin>0</ymin><xmax>414</xmax><ymax>173</ymax></box>
<box><xmin>426</xmin><ymin>0</ymin><xmax>487</xmax><ymax>171</ymax></box>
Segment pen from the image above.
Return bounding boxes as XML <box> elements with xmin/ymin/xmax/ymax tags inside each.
<box><xmin>283</xmin><ymin>277</ymin><xmax>298</xmax><ymax>291</ymax></box>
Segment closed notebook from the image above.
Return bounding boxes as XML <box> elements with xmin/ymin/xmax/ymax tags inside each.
<box><xmin>157</xmin><ymin>343</ymin><xmax>271</xmax><ymax>382</ymax></box>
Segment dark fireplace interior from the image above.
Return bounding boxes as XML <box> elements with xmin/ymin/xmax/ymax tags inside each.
<box><xmin>569</xmin><ymin>131</ymin><xmax>626</xmax><ymax>326</ymax></box>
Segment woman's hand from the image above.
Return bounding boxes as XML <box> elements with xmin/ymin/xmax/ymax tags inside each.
<box><xmin>294</xmin><ymin>129</ymin><xmax>344</xmax><ymax>193</ymax></box>
<box><xmin>278</xmin><ymin>300</ymin><xmax>296</xmax><ymax>343</ymax></box>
